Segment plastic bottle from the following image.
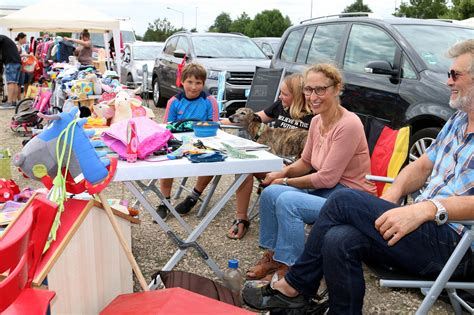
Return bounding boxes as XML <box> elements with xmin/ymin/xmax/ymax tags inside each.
<box><xmin>223</xmin><ymin>259</ymin><xmax>242</xmax><ymax>294</ymax></box>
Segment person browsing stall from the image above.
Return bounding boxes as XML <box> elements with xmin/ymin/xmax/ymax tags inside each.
<box><xmin>243</xmin><ymin>39</ymin><xmax>474</xmax><ymax>314</ymax></box>
<box><xmin>158</xmin><ymin>62</ymin><xmax>219</xmax><ymax>219</ymax></box>
<box><xmin>0</xmin><ymin>35</ymin><xmax>22</xmax><ymax>109</ymax></box>
<box><xmin>245</xmin><ymin>64</ymin><xmax>376</xmax><ymax>281</ymax></box>
<box><xmin>15</xmin><ymin>32</ymin><xmax>32</xmax><ymax>101</ymax></box>
<box><xmin>221</xmin><ymin>73</ymin><xmax>314</xmax><ymax>240</ymax></box>
<box><xmin>64</xmin><ymin>29</ymin><xmax>93</xmax><ymax>65</ymax></box>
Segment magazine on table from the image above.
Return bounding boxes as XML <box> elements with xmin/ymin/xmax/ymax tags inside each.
<box><xmin>200</xmin><ymin>132</ymin><xmax>269</xmax><ymax>152</ymax></box>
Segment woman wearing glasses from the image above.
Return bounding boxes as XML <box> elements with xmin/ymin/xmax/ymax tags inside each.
<box><xmin>247</xmin><ymin>63</ymin><xmax>376</xmax><ymax>281</ymax></box>
<box><xmin>224</xmin><ymin>73</ymin><xmax>314</xmax><ymax>240</ymax></box>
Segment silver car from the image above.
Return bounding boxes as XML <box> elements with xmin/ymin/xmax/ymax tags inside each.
<box><xmin>252</xmin><ymin>37</ymin><xmax>281</xmax><ymax>57</ymax></box>
<box><xmin>120</xmin><ymin>41</ymin><xmax>164</xmax><ymax>92</ymax></box>
<box><xmin>152</xmin><ymin>32</ymin><xmax>271</xmax><ymax>114</ymax></box>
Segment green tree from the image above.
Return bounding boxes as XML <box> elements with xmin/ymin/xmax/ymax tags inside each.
<box><xmin>246</xmin><ymin>9</ymin><xmax>292</xmax><ymax>37</ymax></box>
<box><xmin>343</xmin><ymin>0</ymin><xmax>373</xmax><ymax>13</ymax></box>
<box><xmin>442</xmin><ymin>0</ymin><xmax>474</xmax><ymax>20</ymax></box>
<box><xmin>209</xmin><ymin>12</ymin><xmax>232</xmax><ymax>33</ymax></box>
<box><xmin>56</xmin><ymin>32</ymin><xmax>72</xmax><ymax>37</ymax></box>
<box><xmin>230</xmin><ymin>12</ymin><xmax>252</xmax><ymax>35</ymax></box>
<box><xmin>394</xmin><ymin>0</ymin><xmax>449</xmax><ymax>18</ymax></box>
<box><xmin>143</xmin><ymin>18</ymin><xmax>178</xmax><ymax>42</ymax></box>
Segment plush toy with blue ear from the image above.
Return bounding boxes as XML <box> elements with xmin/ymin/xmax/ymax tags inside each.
<box><xmin>14</xmin><ymin>107</ymin><xmax>118</xmax><ymax>252</ymax></box>
<box><xmin>13</xmin><ymin>107</ymin><xmax>116</xmax><ymax>194</ymax></box>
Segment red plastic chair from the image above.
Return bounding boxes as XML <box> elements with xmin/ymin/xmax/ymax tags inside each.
<box><xmin>0</xmin><ymin>195</ymin><xmax>58</xmax><ymax>314</ymax></box>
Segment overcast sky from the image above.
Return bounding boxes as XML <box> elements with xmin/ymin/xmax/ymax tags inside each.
<box><xmin>5</xmin><ymin>0</ymin><xmax>399</xmax><ymax>36</ymax></box>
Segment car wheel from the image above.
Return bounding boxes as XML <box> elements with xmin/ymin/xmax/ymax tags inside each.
<box><xmin>153</xmin><ymin>79</ymin><xmax>166</xmax><ymax>108</ymax></box>
<box><xmin>409</xmin><ymin>127</ymin><xmax>440</xmax><ymax>163</ymax></box>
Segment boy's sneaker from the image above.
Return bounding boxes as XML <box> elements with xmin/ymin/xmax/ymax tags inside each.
<box><xmin>153</xmin><ymin>204</ymin><xmax>169</xmax><ymax>222</ymax></box>
<box><xmin>175</xmin><ymin>195</ymin><xmax>198</xmax><ymax>215</ymax></box>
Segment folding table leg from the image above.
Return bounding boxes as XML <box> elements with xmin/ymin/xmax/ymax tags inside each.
<box><xmin>196</xmin><ymin>175</ymin><xmax>221</xmax><ymax>218</ymax></box>
<box><xmin>131</xmin><ymin>179</ymin><xmax>159</xmax><ymax>209</ymax></box>
<box><xmin>174</xmin><ymin>177</ymin><xmax>188</xmax><ymax>199</ymax></box>
<box><xmin>124</xmin><ymin>181</ymin><xmax>192</xmax><ymax>234</ymax></box>
<box><xmin>159</xmin><ymin>174</ymin><xmax>250</xmax><ymax>283</ymax></box>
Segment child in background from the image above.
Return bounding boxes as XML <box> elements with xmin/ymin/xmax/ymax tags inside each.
<box><xmin>158</xmin><ymin>63</ymin><xmax>219</xmax><ymax>219</ymax></box>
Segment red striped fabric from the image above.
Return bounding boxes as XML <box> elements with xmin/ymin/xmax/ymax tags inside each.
<box><xmin>370</xmin><ymin>126</ymin><xmax>399</xmax><ymax>196</ymax></box>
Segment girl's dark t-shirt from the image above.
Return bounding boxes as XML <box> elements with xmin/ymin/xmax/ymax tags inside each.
<box><xmin>263</xmin><ymin>99</ymin><xmax>313</xmax><ymax>130</ymax></box>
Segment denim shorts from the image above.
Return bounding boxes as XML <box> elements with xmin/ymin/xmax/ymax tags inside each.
<box><xmin>5</xmin><ymin>63</ymin><xmax>21</xmax><ymax>84</ymax></box>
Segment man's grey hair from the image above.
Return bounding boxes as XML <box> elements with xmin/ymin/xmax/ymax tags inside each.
<box><xmin>447</xmin><ymin>39</ymin><xmax>474</xmax><ymax>73</ymax></box>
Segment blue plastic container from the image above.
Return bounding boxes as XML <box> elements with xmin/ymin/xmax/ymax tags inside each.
<box><xmin>192</xmin><ymin>121</ymin><xmax>219</xmax><ymax>137</ymax></box>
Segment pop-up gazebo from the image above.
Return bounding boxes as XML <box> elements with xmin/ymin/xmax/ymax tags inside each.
<box><xmin>0</xmin><ymin>0</ymin><xmax>122</xmax><ymax>77</ymax></box>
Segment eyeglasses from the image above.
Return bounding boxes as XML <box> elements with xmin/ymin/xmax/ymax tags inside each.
<box><xmin>447</xmin><ymin>69</ymin><xmax>468</xmax><ymax>82</ymax></box>
<box><xmin>303</xmin><ymin>85</ymin><xmax>333</xmax><ymax>96</ymax></box>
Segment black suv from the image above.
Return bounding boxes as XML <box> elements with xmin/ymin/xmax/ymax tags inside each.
<box><xmin>271</xmin><ymin>14</ymin><xmax>474</xmax><ymax>160</ymax></box>
<box><xmin>152</xmin><ymin>32</ymin><xmax>270</xmax><ymax>115</ymax></box>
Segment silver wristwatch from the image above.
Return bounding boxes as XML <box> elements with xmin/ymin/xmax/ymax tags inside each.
<box><xmin>430</xmin><ymin>199</ymin><xmax>448</xmax><ymax>225</ymax></box>
<box><xmin>282</xmin><ymin>177</ymin><xmax>289</xmax><ymax>186</ymax></box>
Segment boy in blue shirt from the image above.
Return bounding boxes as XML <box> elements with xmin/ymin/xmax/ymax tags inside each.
<box><xmin>158</xmin><ymin>63</ymin><xmax>219</xmax><ymax>219</ymax></box>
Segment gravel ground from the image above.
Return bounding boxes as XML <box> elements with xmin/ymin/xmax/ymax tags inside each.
<box><xmin>1</xmin><ymin>102</ymin><xmax>455</xmax><ymax>314</ymax></box>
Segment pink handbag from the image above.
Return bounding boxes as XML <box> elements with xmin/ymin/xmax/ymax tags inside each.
<box><xmin>102</xmin><ymin>117</ymin><xmax>172</xmax><ymax>160</ymax></box>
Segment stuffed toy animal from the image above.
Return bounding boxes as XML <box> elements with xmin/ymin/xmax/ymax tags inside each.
<box><xmin>109</xmin><ymin>90</ymin><xmax>154</xmax><ymax>125</ymax></box>
<box><xmin>93</xmin><ymin>102</ymin><xmax>115</xmax><ymax>120</ymax></box>
<box><xmin>13</xmin><ymin>107</ymin><xmax>112</xmax><ymax>185</ymax></box>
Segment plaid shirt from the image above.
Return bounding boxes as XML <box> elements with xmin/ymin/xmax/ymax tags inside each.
<box><xmin>416</xmin><ymin>111</ymin><xmax>474</xmax><ymax>234</ymax></box>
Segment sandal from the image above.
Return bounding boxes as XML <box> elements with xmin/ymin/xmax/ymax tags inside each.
<box><xmin>246</xmin><ymin>251</ymin><xmax>281</xmax><ymax>280</ymax></box>
<box><xmin>262</xmin><ymin>263</ymin><xmax>289</xmax><ymax>282</ymax></box>
<box><xmin>227</xmin><ymin>219</ymin><xmax>250</xmax><ymax>240</ymax></box>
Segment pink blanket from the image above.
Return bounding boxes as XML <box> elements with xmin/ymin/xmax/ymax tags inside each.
<box><xmin>102</xmin><ymin>117</ymin><xmax>172</xmax><ymax>160</ymax></box>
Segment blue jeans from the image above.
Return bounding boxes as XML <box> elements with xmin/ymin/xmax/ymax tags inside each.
<box><xmin>285</xmin><ymin>188</ymin><xmax>473</xmax><ymax>315</ymax></box>
<box><xmin>259</xmin><ymin>184</ymin><xmax>344</xmax><ymax>266</ymax></box>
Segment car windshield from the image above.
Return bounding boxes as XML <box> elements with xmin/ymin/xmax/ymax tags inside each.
<box><xmin>394</xmin><ymin>24</ymin><xmax>474</xmax><ymax>72</ymax></box>
<box><xmin>192</xmin><ymin>36</ymin><xmax>267</xmax><ymax>59</ymax></box>
<box><xmin>133</xmin><ymin>45</ymin><xmax>163</xmax><ymax>60</ymax></box>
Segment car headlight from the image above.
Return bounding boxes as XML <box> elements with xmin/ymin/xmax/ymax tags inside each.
<box><xmin>207</xmin><ymin>70</ymin><xmax>220</xmax><ymax>80</ymax></box>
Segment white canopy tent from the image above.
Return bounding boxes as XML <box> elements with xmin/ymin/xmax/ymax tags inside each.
<box><xmin>0</xmin><ymin>0</ymin><xmax>122</xmax><ymax>78</ymax></box>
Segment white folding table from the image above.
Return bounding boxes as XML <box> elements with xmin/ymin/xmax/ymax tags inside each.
<box><xmin>113</xmin><ymin>130</ymin><xmax>283</xmax><ymax>289</ymax></box>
